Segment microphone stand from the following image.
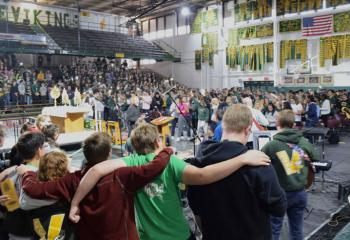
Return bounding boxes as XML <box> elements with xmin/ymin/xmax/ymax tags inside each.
<box><xmin>165</xmin><ymin>92</ymin><xmax>201</xmax><ymax>156</ymax></box>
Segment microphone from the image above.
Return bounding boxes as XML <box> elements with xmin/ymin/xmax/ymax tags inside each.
<box><xmin>162</xmin><ymin>86</ymin><xmax>175</xmax><ymax>96</ymax></box>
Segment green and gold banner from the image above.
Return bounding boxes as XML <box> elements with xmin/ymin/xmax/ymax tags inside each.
<box><xmin>277</xmin><ymin>0</ymin><xmax>322</xmax><ymax>16</ymax></box>
<box><xmin>334</xmin><ymin>11</ymin><xmax>350</xmax><ymax>33</ymax></box>
<box><xmin>280</xmin><ymin>39</ymin><xmax>308</xmax><ymax>68</ymax></box>
<box><xmin>234</xmin><ymin>0</ymin><xmax>272</xmax><ymax>23</ymax></box>
<box><xmin>228</xmin><ymin>29</ymin><xmax>239</xmax><ymax>47</ymax></box>
<box><xmin>237</xmin><ymin>23</ymin><xmax>273</xmax><ymax>39</ymax></box>
<box><xmin>202</xmin><ymin>32</ymin><xmax>218</xmax><ymax>52</ymax></box>
<box><xmin>202</xmin><ymin>46</ymin><xmax>209</xmax><ymax>63</ymax></box>
<box><xmin>209</xmin><ymin>51</ymin><xmax>214</xmax><ymax>67</ymax></box>
<box><xmin>320</xmin><ymin>34</ymin><xmax>350</xmax><ymax>67</ymax></box>
<box><xmin>279</xmin><ymin>19</ymin><xmax>301</xmax><ymax>32</ymax></box>
<box><xmin>195</xmin><ymin>50</ymin><xmax>202</xmax><ymax>70</ymax></box>
<box><xmin>238</xmin><ymin>26</ymin><xmax>256</xmax><ymax>39</ymax></box>
<box><xmin>203</xmin><ymin>9</ymin><xmax>218</xmax><ymax>29</ymax></box>
<box><xmin>226</xmin><ymin>42</ymin><xmax>274</xmax><ymax>71</ymax></box>
<box><xmin>256</xmin><ymin>23</ymin><xmax>273</xmax><ymax>38</ymax></box>
<box><xmin>190</xmin><ymin>11</ymin><xmax>202</xmax><ymax>34</ymax></box>
<box><xmin>326</xmin><ymin>0</ymin><xmax>350</xmax><ymax>8</ymax></box>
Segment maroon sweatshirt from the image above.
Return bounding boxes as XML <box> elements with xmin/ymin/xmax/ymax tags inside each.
<box><xmin>21</xmin><ymin>148</ymin><xmax>173</xmax><ymax>240</ymax></box>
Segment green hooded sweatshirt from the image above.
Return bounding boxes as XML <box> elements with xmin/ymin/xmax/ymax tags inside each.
<box><xmin>262</xmin><ymin>128</ymin><xmax>320</xmax><ymax>192</ymax></box>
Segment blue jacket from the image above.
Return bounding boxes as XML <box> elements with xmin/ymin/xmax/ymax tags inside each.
<box><xmin>212</xmin><ymin>121</ymin><xmax>222</xmax><ymax>142</ymax></box>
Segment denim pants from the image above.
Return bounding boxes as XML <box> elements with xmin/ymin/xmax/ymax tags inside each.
<box><xmin>271</xmin><ymin>189</ymin><xmax>307</xmax><ymax>240</ymax></box>
<box><xmin>25</xmin><ymin>95</ymin><xmax>32</xmax><ymax>105</ymax></box>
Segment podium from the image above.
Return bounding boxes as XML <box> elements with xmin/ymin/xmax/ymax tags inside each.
<box><xmin>151</xmin><ymin>116</ymin><xmax>175</xmax><ymax>146</ymax></box>
<box><xmin>42</xmin><ymin>106</ymin><xmax>91</xmax><ymax>133</ymax></box>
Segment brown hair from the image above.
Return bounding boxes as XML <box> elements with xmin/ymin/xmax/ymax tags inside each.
<box><xmin>38</xmin><ymin>151</ymin><xmax>69</xmax><ymax>181</ymax></box>
<box><xmin>83</xmin><ymin>132</ymin><xmax>111</xmax><ymax>168</ymax></box>
<box><xmin>223</xmin><ymin>104</ymin><xmax>252</xmax><ymax>133</ymax></box>
<box><xmin>131</xmin><ymin>123</ymin><xmax>159</xmax><ymax>155</ymax></box>
<box><xmin>277</xmin><ymin>110</ymin><xmax>295</xmax><ymax>129</ymax></box>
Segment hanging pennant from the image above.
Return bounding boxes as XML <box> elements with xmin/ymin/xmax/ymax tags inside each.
<box><xmin>195</xmin><ymin>50</ymin><xmax>202</xmax><ymax>70</ymax></box>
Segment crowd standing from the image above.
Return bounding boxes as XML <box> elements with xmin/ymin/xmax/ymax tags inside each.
<box><xmin>0</xmin><ymin>55</ymin><xmax>349</xmax><ymax>240</ymax></box>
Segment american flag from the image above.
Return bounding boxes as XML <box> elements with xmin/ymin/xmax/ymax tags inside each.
<box><xmin>302</xmin><ymin>15</ymin><xmax>333</xmax><ymax>37</ymax></box>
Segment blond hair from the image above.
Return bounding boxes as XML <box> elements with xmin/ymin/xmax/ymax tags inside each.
<box><xmin>131</xmin><ymin>123</ymin><xmax>159</xmax><ymax>155</ymax></box>
<box><xmin>38</xmin><ymin>151</ymin><xmax>69</xmax><ymax>182</ymax></box>
<box><xmin>130</xmin><ymin>95</ymin><xmax>139</xmax><ymax>105</ymax></box>
<box><xmin>223</xmin><ymin>104</ymin><xmax>252</xmax><ymax>133</ymax></box>
<box><xmin>277</xmin><ymin>110</ymin><xmax>295</xmax><ymax>129</ymax></box>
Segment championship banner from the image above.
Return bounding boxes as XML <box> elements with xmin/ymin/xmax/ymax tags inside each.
<box><xmin>234</xmin><ymin>0</ymin><xmax>272</xmax><ymax>22</ymax></box>
<box><xmin>202</xmin><ymin>46</ymin><xmax>209</xmax><ymax>63</ymax></box>
<box><xmin>277</xmin><ymin>0</ymin><xmax>322</xmax><ymax>16</ymax></box>
<box><xmin>256</xmin><ymin>23</ymin><xmax>273</xmax><ymax>38</ymax></box>
<box><xmin>326</xmin><ymin>0</ymin><xmax>350</xmax><ymax>8</ymax></box>
<box><xmin>334</xmin><ymin>11</ymin><xmax>350</xmax><ymax>33</ymax></box>
<box><xmin>190</xmin><ymin>11</ymin><xmax>202</xmax><ymax>34</ymax></box>
<box><xmin>238</xmin><ymin>26</ymin><xmax>256</xmax><ymax>39</ymax></box>
<box><xmin>209</xmin><ymin>51</ymin><xmax>214</xmax><ymax>67</ymax></box>
<box><xmin>238</xmin><ymin>23</ymin><xmax>273</xmax><ymax>40</ymax></box>
<box><xmin>195</xmin><ymin>50</ymin><xmax>202</xmax><ymax>70</ymax></box>
<box><xmin>202</xmin><ymin>32</ymin><xmax>218</xmax><ymax>52</ymax></box>
<box><xmin>279</xmin><ymin>19</ymin><xmax>301</xmax><ymax>32</ymax></box>
<box><xmin>228</xmin><ymin>29</ymin><xmax>239</xmax><ymax>46</ymax></box>
<box><xmin>203</xmin><ymin>9</ymin><xmax>219</xmax><ymax>29</ymax></box>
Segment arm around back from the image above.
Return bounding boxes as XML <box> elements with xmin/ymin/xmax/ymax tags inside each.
<box><xmin>254</xmin><ymin>165</ymin><xmax>286</xmax><ymax>217</ymax></box>
<box><xmin>118</xmin><ymin>148</ymin><xmax>173</xmax><ymax>192</ymax></box>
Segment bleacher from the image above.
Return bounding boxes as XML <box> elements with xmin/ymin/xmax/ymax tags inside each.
<box><xmin>0</xmin><ymin>20</ymin><xmax>172</xmax><ymax>60</ymax></box>
<box><xmin>0</xmin><ymin>21</ymin><xmax>49</xmax><ymax>53</ymax></box>
<box><xmin>43</xmin><ymin>26</ymin><xmax>170</xmax><ymax>59</ymax></box>
<box><xmin>0</xmin><ymin>21</ymin><xmax>35</xmax><ymax>35</ymax></box>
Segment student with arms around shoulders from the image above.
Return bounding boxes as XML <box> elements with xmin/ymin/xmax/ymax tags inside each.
<box><xmin>69</xmin><ymin>123</ymin><xmax>271</xmax><ymax>240</ymax></box>
<box><xmin>17</xmin><ymin>132</ymin><xmax>173</xmax><ymax>240</ymax></box>
<box><xmin>262</xmin><ymin>110</ymin><xmax>320</xmax><ymax>240</ymax></box>
<box><xmin>188</xmin><ymin>104</ymin><xmax>287</xmax><ymax>240</ymax></box>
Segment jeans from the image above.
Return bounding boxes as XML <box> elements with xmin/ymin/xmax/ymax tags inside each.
<box><xmin>4</xmin><ymin>94</ymin><xmax>10</xmax><ymax>108</ymax></box>
<box><xmin>171</xmin><ymin>117</ymin><xmax>178</xmax><ymax>136</ymax></box>
<box><xmin>271</xmin><ymin>189</ymin><xmax>307</xmax><ymax>240</ymax></box>
<box><xmin>25</xmin><ymin>95</ymin><xmax>32</xmax><ymax>105</ymax></box>
<box><xmin>177</xmin><ymin>115</ymin><xmax>190</xmax><ymax>138</ymax></box>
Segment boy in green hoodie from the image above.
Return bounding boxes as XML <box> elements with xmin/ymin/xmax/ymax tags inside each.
<box><xmin>262</xmin><ymin>110</ymin><xmax>320</xmax><ymax>240</ymax></box>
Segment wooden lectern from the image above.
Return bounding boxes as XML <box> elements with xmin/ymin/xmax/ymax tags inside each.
<box><xmin>151</xmin><ymin>116</ymin><xmax>175</xmax><ymax>146</ymax></box>
<box><xmin>42</xmin><ymin>106</ymin><xmax>90</xmax><ymax>133</ymax></box>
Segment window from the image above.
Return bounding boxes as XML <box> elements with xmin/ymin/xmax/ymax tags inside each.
<box><xmin>149</xmin><ymin>18</ymin><xmax>157</xmax><ymax>40</ymax></box>
<box><xmin>178</xmin><ymin>13</ymin><xmax>189</xmax><ymax>35</ymax></box>
<box><xmin>165</xmin><ymin>14</ymin><xmax>174</xmax><ymax>37</ymax></box>
<box><xmin>157</xmin><ymin>17</ymin><xmax>165</xmax><ymax>39</ymax></box>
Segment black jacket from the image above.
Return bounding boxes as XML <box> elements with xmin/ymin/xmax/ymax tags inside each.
<box><xmin>188</xmin><ymin>140</ymin><xmax>286</xmax><ymax>240</ymax></box>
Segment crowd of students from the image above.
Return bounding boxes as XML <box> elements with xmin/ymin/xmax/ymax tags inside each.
<box><xmin>0</xmin><ymin>56</ymin><xmax>347</xmax><ymax>239</ymax></box>
<box><xmin>0</xmin><ymin>101</ymin><xmax>323</xmax><ymax>240</ymax></box>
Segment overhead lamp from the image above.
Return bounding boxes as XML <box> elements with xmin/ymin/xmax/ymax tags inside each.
<box><xmin>181</xmin><ymin>7</ymin><xmax>191</xmax><ymax>16</ymax></box>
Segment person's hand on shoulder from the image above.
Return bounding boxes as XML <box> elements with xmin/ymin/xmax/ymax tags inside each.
<box><xmin>16</xmin><ymin>165</ymin><xmax>32</xmax><ymax>176</ymax></box>
<box><xmin>241</xmin><ymin>150</ymin><xmax>270</xmax><ymax>166</ymax></box>
<box><xmin>0</xmin><ymin>166</ymin><xmax>17</xmax><ymax>182</ymax></box>
<box><xmin>69</xmin><ymin>204</ymin><xmax>81</xmax><ymax>223</ymax></box>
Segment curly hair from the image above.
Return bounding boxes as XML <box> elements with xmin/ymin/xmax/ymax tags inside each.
<box><xmin>38</xmin><ymin>151</ymin><xmax>69</xmax><ymax>182</ymax></box>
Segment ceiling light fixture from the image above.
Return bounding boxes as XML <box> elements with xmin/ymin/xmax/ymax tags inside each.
<box><xmin>181</xmin><ymin>7</ymin><xmax>191</xmax><ymax>16</ymax></box>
